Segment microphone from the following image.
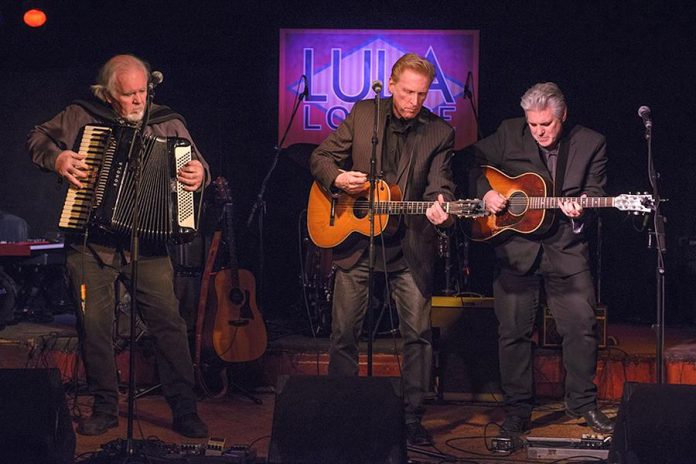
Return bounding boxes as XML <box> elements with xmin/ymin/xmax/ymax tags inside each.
<box><xmin>300</xmin><ymin>75</ymin><xmax>309</xmax><ymax>99</ymax></box>
<box><xmin>149</xmin><ymin>71</ymin><xmax>164</xmax><ymax>89</ymax></box>
<box><xmin>372</xmin><ymin>80</ymin><xmax>383</xmax><ymax>94</ymax></box>
<box><xmin>463</xmin><ymin>71</ymin><xmax>473</xmax><ymax>99</ymax></box>
<box><xmin>638</xmin><ymin>105</ymin><xmax>652</xmax><ymax>129</ymax></box>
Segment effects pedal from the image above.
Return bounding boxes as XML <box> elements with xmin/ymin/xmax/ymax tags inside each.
<box><xmin>491</xmin><ymin>436</ymin><xmax>523</xmax><ymax>453</ymax></box>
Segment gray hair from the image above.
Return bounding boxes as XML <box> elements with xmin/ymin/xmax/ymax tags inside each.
<box><xmin>520</xmin><ymin>82</ymin><xmax>566</xmax><ymax>119</ymax></box>
<box><xmin>90</xmin><ymin>54</ymin><xmax>150</xmax><ymax>103</ymax></box>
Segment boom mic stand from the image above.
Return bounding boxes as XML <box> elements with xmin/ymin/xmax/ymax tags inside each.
<box><xmin>463</xmin><ymin>70</ymin><xmax>483</xmax><ymax>141</ymax></box>
<box><xmin>439</xmin><ymin>71</ymin><xmax>481</xmax><ymax>295</ymax></box>
<box><xmin>246</xmin><ymin>75</ymin><xmax>307</xmax><ymax>307</ymax></box>
<box><xmin>639</xmin><ymin>106</ymin><xmax>667</xmax><ymax>384</ymax></box>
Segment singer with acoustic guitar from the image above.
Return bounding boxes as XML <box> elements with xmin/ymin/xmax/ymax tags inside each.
<box><xmin>468</xmin><ymin>82</ymin><xmax>614</xmax><ymax>436</ymax></box>
<box><xmin>310</xmin><ymin>53</ymin><xmax>456</xmax><ymax>446</ymax></box>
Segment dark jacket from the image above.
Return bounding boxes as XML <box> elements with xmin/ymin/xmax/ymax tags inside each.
<box><xmin>470</xmin><ymin>117</ymin><xmax>607</xmax><ymax>276</ymax></box>
<box><xmin>310</xmin><ymin>97</ymin><xmax>456</xmax><ymax>298</ymax></box>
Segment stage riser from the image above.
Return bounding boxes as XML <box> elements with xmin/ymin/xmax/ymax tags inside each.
<box><xmin>0</xmin><ymin>337</ymin><xmax>158</xmax><ymax>385</ymax></box>
<box><xmin>3</xmin><ymin>335</ymin><xmax>696</xmax><ymax>401</ymax></box>
<box><xmin>262</xmin><ymin>349</ymin><xmax>696</xmax><ymax>401</ymax></box>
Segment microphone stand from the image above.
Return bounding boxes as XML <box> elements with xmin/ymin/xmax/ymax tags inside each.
<box><xmin>117</xmin><ymin>79</ymin><xmax>157</xmax><ymax>457</ymax></box>
<box><xmin>463</xmin><ymin>71</ymin><xmax>483</xmax><ymax>141</ymax></box>
<box><xmin>643</xmin><ymin>121</ymin><xmax>667</xmax><ymax>384</ymax></box>
<box><xmin>442</xmin><ymin>71</ymin><xmax>480</xmax><ymax>296</ymax></box>
<box><xmin>366</xmin><ymin>85</ymin><xmax>382</xmax><ymax>376</ymax></box>
<box><xmin>245</xmin><ymin>76</ymin><xmax>306</xmax><ymax>308</ymax></box>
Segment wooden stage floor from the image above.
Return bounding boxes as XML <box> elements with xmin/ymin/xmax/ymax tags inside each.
<box><xmin>2</xmin><ymin>313</ymin><xmax>696</xmax><ymax>462</ymax></box>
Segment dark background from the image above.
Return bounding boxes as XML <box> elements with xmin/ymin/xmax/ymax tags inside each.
<box><xmin>1</xmin><ymin>1</ymin><xmax>694</xmax><ymax>327</ymax></box>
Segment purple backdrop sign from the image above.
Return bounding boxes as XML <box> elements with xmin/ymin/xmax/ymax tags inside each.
<box><xmin>279</xmin><ymin>29</ymin><xmax>479</xmax><ymax>150</ymax></box>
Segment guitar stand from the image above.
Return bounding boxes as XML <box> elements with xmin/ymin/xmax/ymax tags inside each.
<box><xmin>134</xmin><ymin>383</ymin><xmax>161</xmax><ymax>399</ymax></box>
<box><xmin>226</xmin><ymin>378</ymin><xmax>263</xmax><ymax>405</ymax></box>
<box><xmin>201</xmin><ymin>366</ymin><xmax>263</xmax><ymax>405</ymax></box>
<box><xmin>407</xmin><ymin>445</ymin><xmax>457</xmax><ymax>462</ymax></box>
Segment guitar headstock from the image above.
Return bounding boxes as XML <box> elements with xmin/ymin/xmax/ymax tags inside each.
<box><xmin>213</xmin><ymin>176</ymin><xmax>233</xmax><ymax>205</ymax></box>
<box><xmin>448</xmin><ymin>199</ymin><xmax>487</xmax><ymax>218</ymax></box>
<box><xmin>614</xmin><ymin>194</ymin><xmax>654</xmax><ymax>213</ymax></box>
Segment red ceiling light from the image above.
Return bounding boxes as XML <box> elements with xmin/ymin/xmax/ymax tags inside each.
<box><xmin>23</xmin><ymin>8</ymin><xmax>47</xmax><ymax>28</ymax></box>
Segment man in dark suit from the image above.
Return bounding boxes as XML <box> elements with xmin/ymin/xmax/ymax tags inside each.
<box><xmin>470</xmin><ymin>82</ymin><xmax>613</xmax><ymax>435</ymax></box>
<box><xmin>310</xmin><ymin>53</ymin><xmax>456</xmax><ymax>446</ymax></box>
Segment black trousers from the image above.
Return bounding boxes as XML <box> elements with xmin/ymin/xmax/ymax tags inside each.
<box><xmin>329</xmin><ymin>255</ymin><xmax>432</xmax><ymax>424</ymax></box>
<box><xmin>493</xmin><ymin>249</ymin><xmax>598</xmax><ymax>417</ymax></box>
<box><xmin>66</xmin><ymin>246</ymin><xmax>198</xmax><ymax>419</ymax></box>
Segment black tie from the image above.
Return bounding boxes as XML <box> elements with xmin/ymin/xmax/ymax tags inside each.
<box><xmin>546</xmin><ymin>151</ymin><xmax>557</xmax><ymax>182</ymax></box>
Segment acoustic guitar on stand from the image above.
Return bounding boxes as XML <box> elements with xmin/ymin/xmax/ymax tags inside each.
<box><xmin>306</xmin><ymin>179</ymin><xmax>486</xmax><ymax>248</ymax></box>
<box><xmin>194</xmin><ymin>175</ymin><xmax>267</xmax><ymax>396</ymax></box>
<box><xmin>210</xmin><ymin>177</ymin><xmax>267</xmax><ymax>363</ymax></box>
<box><xmin>470</xmin><ymin>165</ymin><xmax>654</xmax><ymax>241</ymax></box>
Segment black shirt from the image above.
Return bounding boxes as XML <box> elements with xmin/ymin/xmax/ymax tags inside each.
<box><xmin>372</xmin><ymin>111</ymin><xmax>417</xmax><ymax>272</ymax></box>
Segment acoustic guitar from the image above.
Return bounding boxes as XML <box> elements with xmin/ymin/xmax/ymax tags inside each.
<box><xmin>210</xmin><ymin>177</ymin><xmax>267</xmax><ymax>363</ymax></box>
<box><xmin>306</xmin><ymin>179</ymin><xmax>485</xmax><ymax>248</ymax></box>
<box><xmin>194</xmin><ymin>176</ymin><xmax>267</xmax><ymax>395</ymax></box>
<box><xmin>470</xmin><ymin>165</ymin><xmax>654</xmax><ymax>241</ymax></box>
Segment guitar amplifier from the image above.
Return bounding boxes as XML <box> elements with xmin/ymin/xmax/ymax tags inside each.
<box><xmin>542</xmin><ymin>304</ymin><xmax>607</xmax><ymax>349</ymax></box>
<box><xmin>430</xmin><ymin>296</ymin><xmax>500</xmax><ymax>398</ymax></box>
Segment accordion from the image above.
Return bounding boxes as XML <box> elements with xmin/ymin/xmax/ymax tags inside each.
<box><xmin>59</xmin><ymin>124</ymin><xmax>199</xmax><ymax>244</ymax></box>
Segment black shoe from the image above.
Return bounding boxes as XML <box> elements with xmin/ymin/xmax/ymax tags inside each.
<box><xmin>501</xmin><ymin>414</ymin><xmax>530</xmax><ymax>436</ymax></box>
<box><xmin>405</xmin><ymin>421</ymin><xmax>433</xmax><ymax>446</ymax></box>
<box><xmin>76</xmin><ymin>412</ymin><xmax>118</xmax><ymax>436</ymax></box>
<box><xmin>566</xmin><ymin>408</ymin><xmax>614</xmax><ymax>434</ymax></box>
<box><xmin>173</xmin><ymin>413</ymin><xmax>209</xmax><ymax>438</ymax></box>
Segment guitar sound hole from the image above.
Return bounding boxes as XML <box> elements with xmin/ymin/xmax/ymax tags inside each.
<box><xmin>228</xmin><ymin>288</ymin><xmax>244</xmax><ymax>305</ymax></box>
<box><xmin>507</xmin><ymin>191</ymin><xmax>528</xmax><ymax>216</ymax></box>
<box><xmin>354</xmin><ymin>197</ymin><xmax>368</xmax><ymax>219</ymax></box>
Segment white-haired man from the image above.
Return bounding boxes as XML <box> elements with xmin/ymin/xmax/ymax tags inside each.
<box><xmin>27</xmin><ymin>54</ymin><xmax>209</xmax><ymax>438</ymax></box>
<box><xmin>470</xmin><ymin>82</ymin><xmax>613</xmax><ymax>435</ymax></box>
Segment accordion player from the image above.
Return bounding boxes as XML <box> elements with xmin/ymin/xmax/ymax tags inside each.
<box><xmin>59</xmin><ymin>124</ymin><xmax>201</xmax><ymax>245</ymax></box>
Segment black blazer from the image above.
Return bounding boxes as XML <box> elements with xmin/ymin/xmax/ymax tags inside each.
<box><xmin>310</xmin><ymin>98</ymin><xmax>456</xmax><ymax>298</ymax></box>
<box><xmin>470</xmin><ymin>117</ymin><xmax>608</xmax><ymax>276</ymax></box>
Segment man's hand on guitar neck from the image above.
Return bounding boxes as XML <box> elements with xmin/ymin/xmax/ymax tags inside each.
<box><xmin>484</xmin><ymin>189</ymin><xmax>507</xmax><ymax>214</ymax></box>
<box><xmin>334</xmin><ymin>170</ymin><xmax>368</xmax><ymax>194</ymax></box>
<box><xmin>426</xmin><ymin>194</ymin><xmax>452</xmax><ymax>227</ymax></box>
<box><xmin>558</xmin><ymin>194</ymin><xmax>586</xmax><ymax>219</ymax></box>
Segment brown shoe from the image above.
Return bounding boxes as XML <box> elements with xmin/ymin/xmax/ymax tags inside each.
<box><xmin>76</xmin><ymin>412</ymin><xmax>118</xmax><ymax>436</ymax></box>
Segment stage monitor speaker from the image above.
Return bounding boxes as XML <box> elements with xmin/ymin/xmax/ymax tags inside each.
<box><xmin>608</xmin><ymin>382</ymin><xmax>696</xmax><ymax>463</ymax></box>
<box><xmin>0</xmin><ymin>368</ymin><xmax>75</xmax><ymax>464</ymax></box>
<box><xmin>268</xmin><ymin>375</ymin><xmax>406</xmax><ymax>464</ymax></box>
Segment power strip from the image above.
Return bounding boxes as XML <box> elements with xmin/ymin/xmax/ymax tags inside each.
<box><xmin>526</xmin><ymin>435</ymin><xmax>610</xmax><ymax>460</ymax></box>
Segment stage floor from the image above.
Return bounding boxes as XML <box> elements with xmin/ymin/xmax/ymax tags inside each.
<box><xmin>2</xmin><ymin>314</ymin><xmax>696</xmax><ymax>462</ymax></box>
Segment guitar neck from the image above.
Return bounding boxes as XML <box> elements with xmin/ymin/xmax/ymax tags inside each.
<box><xmin>530</xmin><ymin>197</ymin><xmax>617</xmax><ymax>210</ymax></box>
<box><xmin>374</xmin><ymin>201</ymin><xmax>451</xmax><ymax>215</ymax></box>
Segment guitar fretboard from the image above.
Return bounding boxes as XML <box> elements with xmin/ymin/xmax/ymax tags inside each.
<box><xmin>372</xmin><ymin>201</ymin><xmax>449</xmax><ymax>215</ymax></box>
<box><xmin>527</xmin><ymin>197</ymin><xmax>616</xmax><ymax>210</ymax></box>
